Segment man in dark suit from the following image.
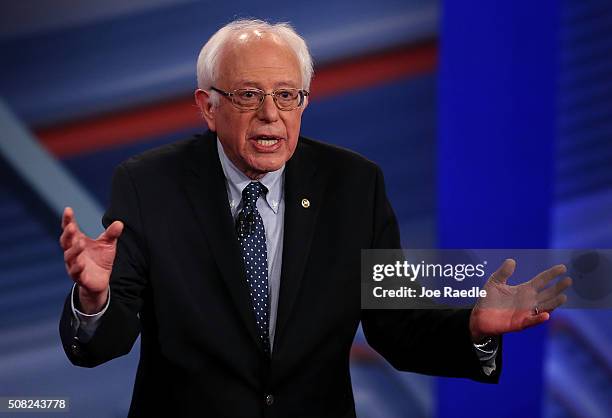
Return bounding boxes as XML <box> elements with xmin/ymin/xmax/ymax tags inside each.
<box><xmin>58</xmin><ymin>19</ymin><xmax>571</xmax><ymax>418</ymax></box>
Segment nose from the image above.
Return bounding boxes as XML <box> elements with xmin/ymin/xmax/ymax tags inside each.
<box><xmin>256</xmin><ymin>94</ymin><xmax>279</xmax><ymax>123</ymax></box>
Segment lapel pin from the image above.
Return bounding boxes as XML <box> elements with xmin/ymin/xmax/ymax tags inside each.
<box><xmin>301</xmin><ymin>198</ymin><xmax>310</xmax><ymax>208</ymax></box>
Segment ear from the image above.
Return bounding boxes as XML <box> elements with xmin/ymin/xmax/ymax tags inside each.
<box><xmin>194</xmin><ymin>88</ymin><xmax>216</xmax><ymax>132</ymax></box>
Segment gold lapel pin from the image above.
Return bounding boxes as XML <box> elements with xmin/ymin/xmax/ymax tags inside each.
<box><xmin>301</xmin><ymin>198</ymin><xmax>310</xmax><ymax>208</ymax></box>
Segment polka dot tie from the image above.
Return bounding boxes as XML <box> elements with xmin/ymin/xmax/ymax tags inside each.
<box><xmin>236</xmin><ymin>182</ymin><xmax>270</xmax><ymax>354</ymax></box>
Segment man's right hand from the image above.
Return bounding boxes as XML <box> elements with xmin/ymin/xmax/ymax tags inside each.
<box><xmin>60</xmin><ymin>207</ymin><xmax>124</xmax><ymax>314</ymax></box>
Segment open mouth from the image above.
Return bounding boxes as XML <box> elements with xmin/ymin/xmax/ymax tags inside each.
<box><xmin>251</xmin><ymin>135</ymin><xmax>284</xmax><ymax>150</ymax></box>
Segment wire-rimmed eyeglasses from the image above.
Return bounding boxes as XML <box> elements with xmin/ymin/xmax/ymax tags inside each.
<box><xmin>210</xmin><ymin>86</ymin><xmax>309</xmax><ymax>111</ymax></box>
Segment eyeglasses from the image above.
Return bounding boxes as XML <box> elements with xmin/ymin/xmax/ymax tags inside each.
<box><xmin>210</xmin><ymin>86</ymin><xmax>309</xmax><ymax>111</ymax></box>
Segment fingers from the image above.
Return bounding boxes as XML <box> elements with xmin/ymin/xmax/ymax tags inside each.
<box><xmin>59</xmin><ymin>221</ymin><xmax>82</xmax><ymax>251</ymax></box>
<box><xmin>538</xmin><ymin>293</ymin><xmax>568</xmax><ymax>313</ymax></box>
<box><xmin>63</xmin><ymin>237</ymin><xmax>84</xmax><ymax>264</ymax></box>
<box><xmin>97</xmin><ymin>221</ymin><xmax>124</xmax><ymax>243</ymax></box>
<box><xmin>490</xmin><ymin>259</ymin><xmax>516</xmax><ymax>284</ymax></box>
<box><xmin>531</xmin><ymin>264</ymin><xmax>567</xmax><ymax>290</ymax></box>
<box><xmin>59</xmin><ymin>207</ymin><xmax>82</xmax><ymax>250</ymax></box>
<box><xmin>66</xmin><ymin>252</ymin><xmax>86</xmax><ymax>279</ymax></box>
<box><xmin>64</xmin><ymin>238</ymin><xmax>86</xmax><ymax>282</ymax></box>
<box><xmin>61</xmin><ymin>207</ymin><xmax>84</xmax><ymax>281</ymax></box>
<box><xmin>61</xmin><ymin>206</ymin><xmax>73</xmax><ymax>229</ymax></box>
<box><xmin>521</xmin><ymin>312</ymin><xmax>550</xmax><ymax>329</ymax></box>
<box><xmin>521</xmin><ymin>288</ymin><xmax>568</xmax><ymax>331</ymax></box>
<box><xmin>537</xmin><ymin>276</ymin><xmax>572</xmax><ymax>303</ymax></box>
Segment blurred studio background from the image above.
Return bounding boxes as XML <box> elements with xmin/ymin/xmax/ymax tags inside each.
<box><xmin>0</xmin><ymin>0</ymin><xmax>611</xmax><ymax>417</ymax></box>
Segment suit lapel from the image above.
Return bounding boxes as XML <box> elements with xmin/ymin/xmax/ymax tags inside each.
<box><xmin>182</xmin><ymin>131</ymin><xmax>262</xmax><ymax>351</ymax></box>
<box><xmin>274</xmin><ymin>139</ymin><xmax>328</xmax><ymax>347</ymax></box>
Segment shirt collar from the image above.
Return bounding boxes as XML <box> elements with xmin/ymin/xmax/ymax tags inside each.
<box><xmin>216</xmin><ymin>137</ymin><xmax>284</xmax><ymax>213</ymax></box>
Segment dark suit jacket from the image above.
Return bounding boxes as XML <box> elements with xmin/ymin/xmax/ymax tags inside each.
<box><xmin>60</xmin><ymin>130</ymin><xmax>500</xmax><ymax>417</ymax></box>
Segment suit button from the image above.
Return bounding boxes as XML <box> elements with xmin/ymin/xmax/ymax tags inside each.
<box><xmin>265</xmin><ymin>394</ymin><xmax>274</xmax><ymax>406</ymax></box>
<box><xmin>71</xmin><ymin>343</ymin><xmax>80</xmax><ymax>355</ymax></box>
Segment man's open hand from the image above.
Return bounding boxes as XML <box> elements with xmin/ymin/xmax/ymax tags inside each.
<box><xmin>469</xmin><ymin>259</ymin><xmax>572</xmax><ymax>342</ymax></box>
<box><xmin>59</xmin><ymin>207</ymin><xmax>123</xmax><ymax>314</ymax></box>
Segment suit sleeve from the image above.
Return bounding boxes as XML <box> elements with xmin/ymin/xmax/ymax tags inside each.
<box><xmin>360</xmin><ymin>166</ymin><xmax>501</xmax><ymax>383</ymax></box>
<box><xmin>59</xmin><ymin>162</ymin><xmax>149</xmax><ymax>367</ymax></box>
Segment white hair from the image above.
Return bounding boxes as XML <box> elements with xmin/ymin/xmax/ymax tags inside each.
<box><xmin>196</xmin><ymin>19</ymin><xmax>314</xmax><ymax>105</ymax></box>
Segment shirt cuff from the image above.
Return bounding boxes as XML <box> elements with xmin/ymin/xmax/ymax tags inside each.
<box><xmin>473</xmin><ymin>336</ymin><xmax>499</xmax><ymax>376</ymax></box>
<box><xmin>70</xmin><ymin>283</ymin><xmax>110</xmax><ymax>342</ymax></box>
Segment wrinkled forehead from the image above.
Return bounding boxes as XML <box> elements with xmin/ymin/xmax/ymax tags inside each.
<box><xmin>216</xmin><ymin>30</ymin><xmax>302</xmax><ymax>86</ymax></box>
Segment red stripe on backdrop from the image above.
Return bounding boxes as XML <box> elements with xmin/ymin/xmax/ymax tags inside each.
<box><xmin>36</xmin><ymin>41</ymin><xmax>437</xmax><ymax>158</ymax></box>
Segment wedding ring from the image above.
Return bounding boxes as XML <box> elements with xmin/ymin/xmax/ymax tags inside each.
<box><xmin>533</xmin><ymin>306</ymin><xmax>539</xmax><ymax>316</ymax></box>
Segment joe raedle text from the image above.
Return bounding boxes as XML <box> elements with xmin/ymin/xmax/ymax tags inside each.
<box><xmin>372</xmin><ymin>286</ymin><xmax>487</xmax><ymax>299</ymax></box>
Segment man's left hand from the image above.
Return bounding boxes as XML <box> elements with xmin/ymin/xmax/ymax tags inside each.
<box><xmin>469</xmin><ymin>259</ymin><xmax>572</xmax><ymax>343</ymax></box>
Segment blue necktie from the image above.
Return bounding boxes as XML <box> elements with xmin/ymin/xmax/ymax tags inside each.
<box><xmin>236</xmin><ymin>182</ymin><xmax>270</xmax><ymax>354</ymax></box>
